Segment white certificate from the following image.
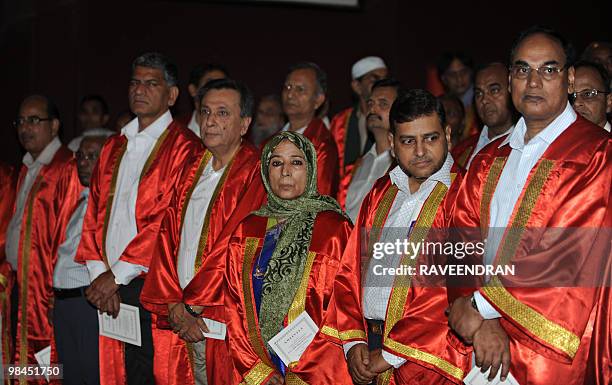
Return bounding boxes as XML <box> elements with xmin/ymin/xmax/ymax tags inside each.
<box><xmin>463</xmin><ymin>365</ymin><xmax>520</xmax><ymax>385</ymax></box>
<box><xmin>268</xmin><ymin>311</ymin><xmax>318</xmax><ymax>366</ymax></box>
<box><xmin>201</xmin><ymin>317</ymin><xmax>227</xmax><ymax>340</ymax></box>
<box><xmin>34</xmin><ymin>345</ymin><xmax>51</xmax><ymax>382</ymax></box>
<box><xmin>98</xmin><ymin>303</ymin><xmax>142</xmax><ymax>346</ymax></box>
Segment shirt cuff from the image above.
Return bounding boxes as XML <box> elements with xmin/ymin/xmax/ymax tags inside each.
<box><xmin>110</xmin><ymin>260</ymin><xmax>149</xmax><ymax>285</ymax></box>
<box><xmin>382</xmin><ymin>350</ymin><xmax>406</xmax><ymax>368</ymax></box>
<box><xmin>343</xmin><ymin>341</ymin><xmax>367</xmax><ymax>358</ymax></box>
<box><xmin>86</xmin><ymin>261</ymin><xmax>108</xmax><ymax>282</ymax></box>
<box><xmin>473</xmin><ymin>291</ymin><xmax>502</xmax><ymax>319</ymax></box>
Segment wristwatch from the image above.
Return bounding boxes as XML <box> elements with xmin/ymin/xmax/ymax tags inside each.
<box><xmin>470</xmin><ymin>294</ymin><xmax>479</xmax><ymax>312</ymax></box>
<box><xmin>184</xmin><ymin>303</ymin><xmax>202</xmax><ymax>318</ymax></box>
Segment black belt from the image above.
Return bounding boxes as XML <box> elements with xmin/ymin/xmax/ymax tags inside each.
<box><xmin>54</xmin><ymin>286</ymin><xmax>88</xmax><ymax>299</ymax></box>
<box><xmin>366</xmin><ymin>319</ymin><xmax>384</xmax><ymax>336</ymax></box>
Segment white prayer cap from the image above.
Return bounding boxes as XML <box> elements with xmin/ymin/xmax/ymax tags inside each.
<box><xmin>351</xmin><ymin>56</ymin><xmax>387</xmax><ymax>80</ymax></box>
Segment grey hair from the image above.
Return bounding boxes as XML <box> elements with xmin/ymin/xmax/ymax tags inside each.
<box><xmin>132</xmin><ymin>52</ymin><xmax>179</xmax><ymax>87</ymax></box>
<box><xmin>82</xmin><ymin>128</ymin><xmax>115</xmax><ymax>139</ymax></box>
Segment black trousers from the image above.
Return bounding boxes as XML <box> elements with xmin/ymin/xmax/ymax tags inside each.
<box><xmin>118</xmin><ymin>278</ymin><xmax>154</xmax><ymax>385</ymax></box>
<box><xmin>53</xmin><ymin>287</ymin><xmax>100</xmax><ymax>385</ymax></box>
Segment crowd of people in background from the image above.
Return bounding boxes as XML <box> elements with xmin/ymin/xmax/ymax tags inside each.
<box><xmin>0</xmin><ymin>25</ymin><xmax>609</xmax><ymax>385</ymax></box>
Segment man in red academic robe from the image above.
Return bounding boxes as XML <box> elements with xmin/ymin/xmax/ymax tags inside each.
<box><xmin>330</xmin><ymin>56</ymin><xmax>388</xmax><ymax>205</ymax></box>
<box><xmin>447</xmin><ymin>27</ymin><xmax>611</xmax><ymax>384</ymax></box>
<box><xmin>451</xmin><ymin>63</ymin><xmax>514</xmax><ymax>169</ymax></box>
<box><xmin>140</xmin><ymin>79</ymin><xmax>265</xmax><ymax>385</ymax></box>
<box><xmin>280</xmin><ymin>62</ymin><xmax>339</xmax><ymax>197</ymax></box>
<box><xmin>5</xmin><ymin>95</ymin><xmax>81</xmax><ymax>378</ymax></box>
<box><xmin>75</xmin><ymin>53</ymin><xmax>202</xmax><ymax>385</ymax></box>
<box><xmin>333</xmin><ymin>89</ymin><xmax>470</xmax><ymax>385</ymax></box>
<box><xmin>178</xmin><ymin>64</ymin><xmax>229</xmax><ymax>137</ymax></box>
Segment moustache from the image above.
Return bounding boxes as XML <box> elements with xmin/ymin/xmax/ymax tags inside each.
<box><xmin>367</xmin><ymin>113</ymin><xmax>382</xmax><ymax>121</ymax></box>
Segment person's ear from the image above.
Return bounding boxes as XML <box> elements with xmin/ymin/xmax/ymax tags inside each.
<box><xmin>444</xmin><ymin>124</ymin><xmax>452</xmax><ymax>151</ymax></box>
<box><xmin>606</xmin><ymin>93</ymin><xmax>612</xmax><ymax>114</ymax></box>
<box><xmin>314</xmin><ymin>93</ymin><xmax>325</xmax><ymax>111</ymax></box>
<box><xmin>240</xmin><ymin>116</ymin><xmax>252</xmax><ymax>136</ymax></box>
<box><xmin>51</xmin><ymin>118</ymin><xmax>60</xmax><ymax>137</ymax></box>
<box><xmin>507</xmin><ymin>72</ymin><xmax>512</xmax><ymax>95</ymax></box>
<box><xmin>168</xmin><ymin>86</ymin><xmax>179</xmax><ymax>107</ymax></box>
<box><xmin>567</xmin><ymin>66</ymin><xmax>575</xmax><ymax>94</ymax></box>
<box><xmin>351</xmin><ymin>79</ymin><xmax>362</xmax><ymax>97</ymax></box>
<box><xmin>388</xmin><ymin>132</ymin><xmax>396</xmax><ymax>158</ymax></box>
<box><xmin>188</xmin><ymin>84</ymin><xmax>197</xmax><ymax>98</ymax></box>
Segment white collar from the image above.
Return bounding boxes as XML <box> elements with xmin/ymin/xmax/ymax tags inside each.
<box><xmin>480</xmin><ymin>124</ymin><xmax>514</xmax><ymax>143</ymax></box>
<box><xmin>500</xmin><ymin>102</ymin><xmax>576</xmax><ymax>149</ymax></box>
<box><xmin>604</xmin><ymin>121</ymin><xmax>611</xmax><ymax>133</ymax></box>
<box><xmin>389</xmin><ymin>153</ymin><xmax>454</xmax><ymax>194</ymax></box>
<box><xmin>122</xmin><ymin>110</ymin><xmax>172</xmax><ymax>141</ymax></box>
<box><xmin>282</xmin><ymin>122</ymin><xmax>308</xmax><ymax>135</ymax></box>
<box><xmin>23</xmin><ymin>136</ymin><xmax>62</xmax><ymax>168</ymax></box>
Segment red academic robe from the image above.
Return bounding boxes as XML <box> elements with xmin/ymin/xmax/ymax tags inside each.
<box><xmin>221</xmin><ymin>211</ymin><xmax>353</xmax><ymax>385</ymax></box>
<box><xmin>450</xmin><ymin>133</ymin><xmax>479</xmax><ymax>169</ymax></box>
<box><xmin>12</xmin><ymin>147</ymin><xmax>81</xmax><ymax>378</ymax></box>
<box><xmin>303</xmin><ymin>118</ymin><xmax>340</xmax><ymax>198</ymax></box>
<box><xmin>0</xmin><ymin>162</ymin><xmax>17</xmax><ymax>374</ymax></box>
<box><xmin>332</xmin><ymin>169</ymin><xmax>471</xmax><ymax>385</ymax></box>
<box><xmin>448</xmin><ymin>116</ymin><xmax>611</xmax><ymax>384</ymax></box>
<box><xmin>329</xmin><ymin>107</ymin><xmax>354</xmax><ymax>179</ymax></box>
<box><xmin>75</xmin><ymin>120</ymin><xmax>202</xmax><ymax>385</ymax></box>
<box><xmin>140</xmin><ymin>142</ymin><xmax>263</xmax><ymax>385</ymax></box>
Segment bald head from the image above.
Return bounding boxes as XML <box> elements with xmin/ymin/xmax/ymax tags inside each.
<box><xmin>474</xmin><ymin>63</ymin><xmax>514</xmax><ymax>137</ymax></box>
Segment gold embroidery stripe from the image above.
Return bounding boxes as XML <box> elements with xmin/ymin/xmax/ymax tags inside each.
<box><xmin>243</xmin><ymin>361</ymin><xmax>275</xmax><ymax>385</ymax></box>
<box><xmin>384</xmin><ymin>182</ymin><xmax>449</xmax><ymax>335</ymax></box>
<box><xmin>194</xmin><ymin>154</ymin><xmax>236</xmax><ymax>273</ymax></box>
<box><xmin>19</xmin><ymin>177</ymin><xmax>42</xmax><ymax>379</ymax></box>
<box><xmin>376</xmin><ymin>368</ymin><xmax>393</xmax><ymax>385</ymax></box>
<box><xmin>286</xmin><ymin>372</ymin><xmax>309</xmax><ymax>385</ymax></box>
<box><xmin>480</xmin><ymin>157</ymin><xmax>506</xmax><ymax>238</ymax></box>
<box><xmin>368</xmin><ymin>185</ymin><xmax>398</xmax><ymax>255</ymax></box>
<box><xmin>179</xmin><ymin>151</ymin><xmax>212</xmax><ymax>232</ymax></box>
<box><xmin>0</xmin><ymin>274</ymin><xmax>7</xmax><ymax>288</ymax></box>
<box><xmin>287</xmin><ymin>251</ymin><xmax>317</xmax><ymax>324</ymax></box>
<box><xmin>185</xmin><ymin>341</ymin><xmax>195</xmax><ymax>379</ymax></box>
<box><xmin>139</xmin><ymin>128</ymin><xmax>171</xmax><ymax>180</ymax></box>
<box><xmin>241</xmin><ymin>237</ymin><xmax>273</xmax><ymax>367</ymax></box>
<box><xmin>384</xmin><ymin>338</ymin><xmax>464</xmax><ymax>380</ymax></box>
<box><xmin>482</xmin><ymin>279</ymin><xmax>580</xmax><ymax>358</ymax></box>
<box><xmin>457</xmin><ymin>145</ymin><xmax>473</xmax><ymax>168</ymax></box>
<box><xmin>320</xmin><ymin>326</ymin><xmax>340</xmax><ymax>339</ymax></box>
<box><xmin>339</xmin><ymin>329</ymin><xmax>367</xmax><ymax>341</ymax></box>
<box><xmin>101</xmin><ymin>143</ymin><xmax>128</xmax><ymax>268</ymax></box>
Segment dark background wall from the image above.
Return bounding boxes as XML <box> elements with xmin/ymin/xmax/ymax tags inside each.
<box><xmin>1</xmin><ymin>0</ymin><xmax>609</xmax><ymax>166</ymax></box>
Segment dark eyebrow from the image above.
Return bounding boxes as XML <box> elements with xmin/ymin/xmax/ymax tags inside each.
<box><xmin>488</xmin><ymin>82</ymin><xmax>502</xmax><ymax>88</ymax></box>
<box><xmin>513</xmin><ymin>60</ymin><xmax>529</xmax><ymax>66</ymax></box>
<box><xmin>543</xmin><ymin>60</ymin><xmax>561</xmax><ymax>66</ymax></box>
<box><xmin>423</xmin><ymin>132</ymin><xmax>441</xmax><ymax>138</ymax></box>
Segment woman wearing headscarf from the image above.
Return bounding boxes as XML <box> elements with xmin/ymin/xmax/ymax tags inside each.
<box><xmin>222</xmin><ymin>131</ymin><xmax>353</xmax><ymax>385</ymax></box>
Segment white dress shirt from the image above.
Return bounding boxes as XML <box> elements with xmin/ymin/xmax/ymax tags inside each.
<box><xmin>345</xmin><ymin>145</ymin><xmax>392</xmax><ymax>222</ymax></box>
<box><xmin>188</xmin><ymin>110</ymin><xmax>201</xmax><ymax>138</ymax></box>
<box><xmin>5</xmin><ymin>136</ymin><xmax>62</xmax><ymax>271</ymax></box>
<box><xmin>53</xmin><ymin>188</ymin><xmax>91</xmax><ymax>289</ymax></box>
<box><xmin>86</xmin><ymin>111</ymin><xmax>173</xmax><ymax>285</ymax></box>
<box><xmin>281</xmin><ymin>122</ymin><xmax>307</xmax><ymax>135</ymax></box>
<box><xmin>177</xmin><ymin>161</ymin><xmax>226</xmax><ymax>289</ymax></box>
<box><xmin>604</xmin><ymin>121</ymin><xmax>611</xmax><ymax>133</ymax></box>
<box><xmin>466</xmin><ymin>125</ymin><xmax>514</xmax><ymax>168</ymax></box>
<box><xmin>473</xmin><ymin>103</ymin><xmax>577</xmax><ymax>318</ymax></box>
<box><xmin>353</xmin><ymin>155</ymin><xmax>454</xmax><ymax>367</ymax></box>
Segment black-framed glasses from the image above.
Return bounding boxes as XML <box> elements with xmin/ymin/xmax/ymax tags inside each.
<box><xmin>13</xmin><ymin>116</ymin><xmax>52</xmax><ymax>128</ymax></box>
<box><xmin>509</xmin><ymin>64</ymin><xmax>566</xmax><ymax>81</ymax></box>
<box><xmin>571</xmin><ymin>89</ymin><xmax>609</xmax><ymax>101</ymax></box>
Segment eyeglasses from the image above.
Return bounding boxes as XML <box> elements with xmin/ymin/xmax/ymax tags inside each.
<box><xmin>510</xmin><ymin>64</ymin><xmax>566</xmax><ymax>81</ymax></box>
<box><xmin>571</xmin><ymin>89</ymin><xmax>609</xmax><ymax>101</ymax></box>
<box><xmin>75</xmin><ymin>151</ymin><xmax>99</xmax><ymax>162</ymax></box>
<box><xmin>13</xmin><ymin>116</ymin><xmax>52</xmax><ymax>128</ymax></box>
